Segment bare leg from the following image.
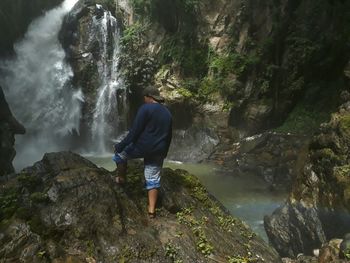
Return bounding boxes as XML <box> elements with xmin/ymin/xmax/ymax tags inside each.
<box><xmin>148</xmin><ymin>188</ymin><xmax>158</xmax><ymax>214</ymax></box>
<box><xmin>116</xmin><ymin>162</ymin><xmax>127</xmax><ymax>183</ymax></box>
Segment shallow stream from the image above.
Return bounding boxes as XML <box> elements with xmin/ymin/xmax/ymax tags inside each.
<box><xmin>86</xmin><ymin>156</ymin><xmax>287</xmax><ymax>241</ymax></box>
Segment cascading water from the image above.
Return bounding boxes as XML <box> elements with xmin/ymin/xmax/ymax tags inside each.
<box><xmin>90</xmin><ymin>5</ymin><xmax>126</xmax><ymax>154</ymax></box>
<box><xmin>0</xmin><ymin>0</ymin><xmax>82</xmax><ymax>170</ymax></box>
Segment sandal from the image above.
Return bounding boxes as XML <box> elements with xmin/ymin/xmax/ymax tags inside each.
<box><xmin>148</xmin><ymin>211</ymin><xmax>156</xmax><ymax>219</ymax></box>
<box><xmin>115</xmin><ymin>176</ymin><xmax>126</xmax><ymax>185</ymax></box>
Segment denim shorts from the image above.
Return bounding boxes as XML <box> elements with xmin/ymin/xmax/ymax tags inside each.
<box><xmin>113</xmin><ymin>144</ymin><xmax>164</xmax><ymax>190</ymax></box>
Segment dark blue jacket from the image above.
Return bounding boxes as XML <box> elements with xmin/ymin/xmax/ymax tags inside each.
<box><xmin>116</xmin><ymin>103</ymin><xmax>172</xmax><ymax>157</ymax></box>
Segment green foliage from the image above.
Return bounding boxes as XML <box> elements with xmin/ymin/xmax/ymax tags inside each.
<box><xmin>120</xmin><ymin>22</ymin><xmax>147</xmax><ymax>51</ymax></box>
<box><xmin>17</xmin><ymin>173</ymin><xmax>41</xmax><ymax>189</ymax></box>
<box><xmin>30</xmin><ymin>192</ymin><xmax>49</xmax><ymax>203</ymax></box>
<box><xmin>192</xmin><ymin>225</ymin><xmax>214</xmax><ymax>256</ymax></box>
<box><xmin>209</xmin><ymin>52</ymin><xmax>259</xmax><ymax>79</ymax></box>
<box><xmin>165</xmin><ymin>242</ymin><xmax>182</xmax><ymax>262</ymax></box>
<box><xmin>177</xmin><ymin>50</ymin><xmax>260</xmax><ymax>102</ymax></box>
<box><xmin>130</xmin><ymin>0</ymin><xmax>153</xmax><ymax>15</ymax></box>
<box><xmin>334</xmin><ymin>165</ymin><xmax>350</xmax><ymax>181</ymax></box>
<box><xmin>86</xmin><ymin>240</ymin><xmax>95</xmax><ymax>257</ymax></box>
<box><xmin>176</xmin><ymin>207</ymin><xmax>213</xmax><ymax>256</ymax></box>
<box><xmin>159</xmin><ymin>35</ymin><xmax>209</xmax><ymax>77</ymax></box>
<box><xmin>274</xmin><ymin>104</ymin><xmax>330</xmax><ymax>134</ymax></box>
<box><xmin>339</xmin><ymin>114</ymin><xmax>350</xmax><ymax>138</ymax></box>
<box><xmin>0</xmin><ymin>187</ymin><xmax>19</xmax><ymax>220</ymax></box>
<box><xmin>227</xmin><ymin>254</ymin><xmax>258</xmax><ymax>263</ymax></box>
<box><xmin>312</xmin><ymin>148</ymin><xmax>345</xmax><ymax>169</ymax></box>
<box><xmin>180</xmin><ymin>0</ymin><xmax>199</xmax><ymax>13</ymax></box>
<box><xmin>197</xmin><ymin>77</ymin><xmax>220</xmax><ymax>99</ymax></box>
<box><xmin>130</xmin><ymin>0</ymin><xmax>198</xmax><ymax>18</ymax></box>
<box><xmin>177</xmin><ymin>87</ymin><xmax>193</xmax><ymax>98</ymax></box>
<box><xmin>286</xmin><ymin>36</ymin><xmax>321</xmax><ymax>64</ymax></box>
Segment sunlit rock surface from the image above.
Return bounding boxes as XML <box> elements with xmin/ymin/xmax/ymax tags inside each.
<box><xmin>0</xmin><ymin>151</ymin><xmax>281</xmax><ymax>262</ymax></box>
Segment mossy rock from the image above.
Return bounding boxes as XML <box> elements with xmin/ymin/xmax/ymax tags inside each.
<box><xmin>311</xmin><ymin>148</ymin><xmax>344</xmax><ymax>167</ymax></box>
<box><xmin>339</xmin><ymin>114</ymin><xmax>350</xmax><ymax>139</ymax></box>
<box><xmin>0</xmin><ymin>152</ymin><xmax>281</xmax><ymax>262</ymax></box>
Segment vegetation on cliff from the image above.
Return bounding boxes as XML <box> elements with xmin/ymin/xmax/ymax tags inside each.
<box><xmin>119</xmin><ymin>0</ymin><xmax>350</xmax><ymax>135</ymax></box>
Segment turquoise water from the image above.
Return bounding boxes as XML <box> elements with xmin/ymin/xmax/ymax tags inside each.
<box><xmin>86</xmin><ymin>156</ymin><xmax>286</xmax><ymax>241</ymax></box>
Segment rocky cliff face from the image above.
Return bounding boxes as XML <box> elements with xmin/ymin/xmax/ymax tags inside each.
<box><xmin>195</xmin><ymin>0</ymin><xmax>350</xmax><ymax>134</ymax></box>
<box><xmin>0</xmin><ymin>0</ymin><xmax>63</xmax><ymax>56</ymax></box>
<box><xmin>264</xmin><ymin>93</ymin><xmax>350</xmax><ymax>258</ymax></box>
<box><xmin>209</xmin><ymin>132</ymin><xmax>309</xmax><ymax>190</ymax></box>
<box><xmin>0</xmin><ymin>86</ymin><xmax>25</xmax><ymax>177</ymax></box>
<box><xmin>114</xmin><ymin>0</ymin><xmax>350</xmax><ymax>136</ymax></box>
<box><xmin>0</xmin><ymin>151</ymin><xmax>281</xmax><ymax>262</ymax></box>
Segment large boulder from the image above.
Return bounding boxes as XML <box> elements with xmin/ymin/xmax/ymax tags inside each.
<box><xmin>264</xmin><ymin>100</ymin><xmax>350</xmax><ymax>257</ymax></box>
<box><xmin>0</xmin><ymin>86</ymin><xmax>25</xmax><ymax>177</ymax></box>
<box><xmin>0</xmin><ymin>151</ymin><xmax>281</xmax><ymax>262</ymax></box>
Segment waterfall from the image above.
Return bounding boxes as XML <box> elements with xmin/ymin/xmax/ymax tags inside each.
<box><xmin>0</xmin><ymin>0</ymin><xmax>82</xmax><ymax>170</ymax></box>
<box><xmin>90</xmin><ymin>5</ymin><xmax>126</xmax><ymax>154</ymax></box>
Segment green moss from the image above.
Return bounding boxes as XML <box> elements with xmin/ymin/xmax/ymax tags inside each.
<box><xmin>16</xmin><ymin>207</ymin><xmax>32</xmax><ymax>220</ymax></box>
<box><xmin>164</xmin><ymin>242</ymin><xmax>180</xmax><ymax>261</ymax></box>
<box><xmin>0</xmin><ymin>187</ymin><xmax>19</xmax><ymax>220</ymax></box>
<box><xmin>209</xmin><ymin>52</ymin><xmax>259</xmax><ymax>79</ymax></box>
<box><xmin>177</xmin><ymin>87</ymin><xmax>193</xmax><ymax>98</ymax></box>
<box><xmin>86</xmin><ymin>240</ymin><xmax>95</xmax><ymax>257</ymax></box>
<box><xmin>28</xmin><ymin>214</ymin><xmax>44</xmax><ymax>234</ymax></box>
<box><xmin>339</xmin><ymin>114</ymin><xmax>350</xmax><ymax>138</ymax></box>
<box><xmin>196</xmin><ymin>77</ymin><xmax>220</xmax><ymax>101</ymax></box>
<box><xmin>227</xmin><ymin>254</ymin><xmax>258</xmax><ymax>263</ymax></box>
<box><xmin>118</xmin><ymin>246</ymin><xmax>134</xmax><ymax>262</ymax></box>
<box><xmin>17</xmin><ymin>173</ymin><xmax>42</xmax><ymax>189</ymax></box>
<box><xmin>334</xmin><ymin>165</ymin><xmax>350</xmax><ymax>178</ymax></box>
<box><xmin>120</xmin><ymin>22</ymin><xmax>147</xmax><ymax>50</ymax></box>
<box><xmin>30</xmin><ymin>192</ymin><xmax>49</xmax><ymax>203</ymax></box>
<box><xmin>312</xmin><ymin>148</ymin><xmax>345</xmax><ymax>169</ymax></box>
<box><xmin>159</xmin><ymin>35</ymin><xmax>209</xmax><ymax>78</ymax></box>
<box><xmin>176</xmin><ymin>207</ymin><xmax>214</xmax><ymax>256</ymax></box>
<box><xmin>274</xmin><ymin>103</ymin><xmax>330</xmax><ymax>134</ymax></box>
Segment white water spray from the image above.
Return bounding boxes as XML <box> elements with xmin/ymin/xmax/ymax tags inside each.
<box><xmin>0</xmin><ymin>0</ymin><xmax>82</xmax><ymax>170</ymax></box>
<box><xmin>90</xmin><ymin>5</ymin><xmax>126</xmax><ymax>154</ymax></box>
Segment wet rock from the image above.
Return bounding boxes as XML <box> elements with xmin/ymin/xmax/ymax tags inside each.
<box><xmin>211</xmin><ymin>132</ymin><xmax>308</xmax><ymax>190</ymax></box>
<box><xmin>168</xmin><ymin>125</ymin><xmax>219</xmax><ymax>162</ymax></box>
<box><xmin>265</xmin><ymin>102</ymin><xmax>350</xmax><ymax>258</ymax></box>
<box><xmin>0</xmin><ymin>86</ymin><xmax>25</xmax><ymax>177</ymax></box>
<box><xmin>0</xmin><ymin>151</ymin><xmax>281</xmax><ymax>262</ymax></box>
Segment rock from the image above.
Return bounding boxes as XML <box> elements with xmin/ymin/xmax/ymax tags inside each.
<box><xmin>339</xmin><ymin>233</ymin><xmax>350</xmax><ymax>259</ymax></box>
<box><xmin>168</xmin><ymin>125</ymin><xmax>220</xmax><ymax>162</ymax></box>
<box><xmin>0</xmin><ymin>86</ymin><xmax>25</xmax><ymax>177</ymax></box>
<box><xmin>0</xmin><ymin>151</ymin><xmax>281</xmax><ymax>262</ymax></box>
<box><xmin>213</xmin><ymin>132</ymin><xmax>308</xmax><ymax>189</ymax></box>
<box><xmin>265</xmin><ymin>102</ymin><xmax>350</xmax><ymax>258</ymax></box>
<box><xmin>318</xmin><ymin>238</ymin><xmax>342</xmax><ymax>263</ymax></box>
<box><xmin>264</xmin><ymin>202</ymin><xmax>326</xmax><ymax>258</ymax></box>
